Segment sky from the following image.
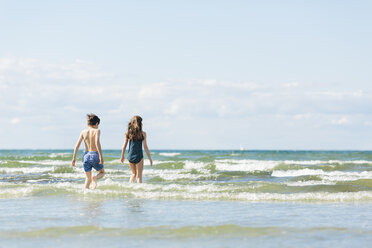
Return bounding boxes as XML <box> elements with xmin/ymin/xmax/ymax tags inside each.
<box><xmin>0</xmin><ymin>0</ymin><xmax>371</xmax><ymax>150</ymax></box>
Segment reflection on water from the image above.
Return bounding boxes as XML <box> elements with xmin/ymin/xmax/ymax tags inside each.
<box><xmin>126</xmin><ymin>198</ymin><xmax>145</xmax><ymax>213</ymax></box>
<box><xmin>80</xmin><ymin>199</ymin><xmax>103</xmax><ymax>220</ymax></box>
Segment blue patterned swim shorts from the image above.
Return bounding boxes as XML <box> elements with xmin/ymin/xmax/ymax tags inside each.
<box><xmin>82</xmin><ymin>151</ymin><xmax>104</xmax><ymax>172</ymax></box>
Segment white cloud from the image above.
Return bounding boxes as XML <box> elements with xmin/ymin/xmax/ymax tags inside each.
<box><xmin>0</xmin><ymin>56</ymin><xmax>371</xmax><ymax>149</ymax></box>
<box><xmin>200</xmin><ymin>79</ymin><xmax>217</xmax><ymax>86</ymax></box>
<box><xmin>216</xmin><ymin>104</ymin><xmax>229</xmax><ymax>117</ymax></box>
<box><xmin>317</xmin><ymin>90</ymin><xmax>367</xmax><ymax>99</ymax></box>
<box><xmin>10</xmin><ymin>118</ymin><xmax>20</xmax><ymax>124</ymax></box>
<box><xmin>164</xmin><ymin>101</ymin><xmax>180</xmax><ymax>115</ymax></box>
<box><xmin>217</xmin><ymin>81</ymin><xmax>262</xmax><ymax>91</ymax></box>
<box><xmin>138</xmin><ymin>83</ymin><xmax>169</xmax><ymax>99</ymax></box>
<box><xmin>2</xmin><ymin>58</ymin><xmax>369</xmax><ymax>121</ymax></box>
<box><xmin>283</xmin><ymin>82</ymin><xmax>299</xmax><ymax>88</ymax></box>
<box><xmin>1</xmin><ymin>58</ymin><xmax>370</xmax><ymax>121</ymax></box>
<box><xmin>0</xmin><ymin>78</ymin><xmax>7</xmax><ymax>89</ymax></box>
<box><xmin>0</xmin><ymin>57</ymin><xmax>112</xmax><ymax>83</ymax></box>
<box><xmin>331</xmin><ymin>116</ymin><xmax>350</xmax><ymax>125</ymax></box>
<box><xmin>363</xmin><ymin>121</ymin><xmax>372</xmax><ymax>126</ymax></box>
<box><xmin>294</xmin><ymin>113</ymin><xmax>312</xmax><ymax>120</ymax></box>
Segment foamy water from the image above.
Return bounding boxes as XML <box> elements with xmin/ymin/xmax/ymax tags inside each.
<box><xmin>1</xmin><ymin>150</ymin><xmax>372</xmax><ymax>201</ymax></box>
<box><xmin>1</xmin><ymin>150</ymin><xmax>372</xmax><ymax>247</ymax></box>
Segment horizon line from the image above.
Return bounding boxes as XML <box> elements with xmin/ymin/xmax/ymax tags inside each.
<box><xmin>0</xmin><ymin>148</ymin><xmax>371</xmax><ymax>152</ymax></box>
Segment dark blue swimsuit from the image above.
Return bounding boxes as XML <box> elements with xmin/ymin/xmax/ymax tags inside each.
<box><xmin>128</xmin><ymin>139</ymin><xmax>143</xmax><ymax>164</ymax></box>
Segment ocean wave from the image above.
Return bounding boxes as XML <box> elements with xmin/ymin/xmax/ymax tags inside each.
<box><xmin>18</xmin><ymin>160</ymin><xmax>73</xmax><ymax>166</ymax></box>
<box><xmin>2</xmin><ymin>164</ymin><xmax>372</xmax><ymax>184</ymax></box>
<box><xmin>271</xmin><ymin>169</ymin><xmax>372</xmax><ymax>180</ymax></box>
<box><xmin>215</xmin><ymin>159</ymin><xmax>372</xmax><ymax>172</ymax></box>
<box><xmin>183</xmin><ymin>161</ymin><xmax>209</xmax><ymax>170</ymax></box>
<box><xmin>154</xmin><ymin>161</ymin><xmax>185</xmax><ymax>169</ymax></box>
<box><xmin>159</xmin><ymin>152</ymin><xmax>181</xmax><ymax>157</ymax></box>
<box><xmin>0</xmin><ymin>167</ymin><xmax>54</xmax><ymax>174</ymax></box>
<box><xmin>1</xmin><ymin>180</ymin><xmax>372</xmax><ymax>202</ymax></box>
<box><xmin>48</xmin><ymin>153</ymin><xmax>71</xmax><ymax>158</ymax></box>
<box><xmin>215</xmin><ymin>160</ymin><xmax>277</xmax><ymax>172</ymax></box>
<box><xmin>128</xmin><ymin>190</ymin><xmax>372</xmax><ymax>202</ymax></box>
<box><xmin>145</xmin><ymin>172</ymin><xmax>210</xmax><ymax>181</ymax></box>
<box><xmin>284</xmin><ymin>180</ymin><xmax>336</xmax><ymax>187</ymax></box>
<box><xmin>104</xmin><ymin>159</ymin><xmax>122</xmax><ymax>165</ymax></box>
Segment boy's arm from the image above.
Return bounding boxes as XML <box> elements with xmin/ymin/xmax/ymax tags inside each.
<box><xmin>120</xmin><ymin>136</ymin><xmax>128</xmax><ymax>163</ymax></box>
<box><xmin>143</xmin><ymin>132</ymin><xmax>152</xmax><ymax>166</ymax></box>
<box><xmin>72</xmin><ymin>132</ymin><xmax>83</xmax><ymax>166</ymax></box>
<box><xmin>96</xmin><ymin>129</ymin><xmax>104</xmax><ymax>165</ymax></box>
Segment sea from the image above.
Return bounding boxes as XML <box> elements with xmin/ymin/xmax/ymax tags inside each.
<box><xmin>0</xmin><ymin>150</ymin><xmax>371</xmax><ymax>247</ymax></box>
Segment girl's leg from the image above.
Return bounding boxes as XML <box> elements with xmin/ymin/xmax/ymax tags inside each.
<box><xmin>92</xmin><ymin>168</ymin><xmax>105</xmax><ymax>189</ymax></box>
<box><xmin>129</xmin><ymin>163</ymin><xmax>137</xmax><ymax>183</ymax></box>
<box><xmin>85</xmin><ymin>171</ymin><xmax>92</xmax><ymax>189</ymax></box>
<box><xmin>136</xmin><ymin>159</ymin><xmax>144</xmax><ymax>183</ymax></box>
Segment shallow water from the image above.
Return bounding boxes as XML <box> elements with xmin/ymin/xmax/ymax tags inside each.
<box><xmin>0</xmin><ymin>150</ymin><xmax>372</xmax><ymax>247</ymax></box>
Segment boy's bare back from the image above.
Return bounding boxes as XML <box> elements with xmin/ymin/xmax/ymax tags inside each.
<box><xmin>81</xmin><ymin>128</ymin><xmax>100</xmax><ymax>152</ymax></box>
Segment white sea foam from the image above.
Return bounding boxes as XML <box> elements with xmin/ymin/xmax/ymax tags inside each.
<box><xmin>321</xmin><ymin>173</ymin><xmax>372</xmax><ymax>182</ymax></box>
<box><xmin>215</xmin><ymin>159</ymin><xmax>372</xmax><ymax>172</ymax></box>
<box><xmin>282</xmin><ymin>160</ymin><xmax>372</xmax><ymax>165</ymax></box>
<box><xmin>234</xmin><ymin>191</ymin><xmax>372</xmax><ymax>202</ymax></box>
<box><xmin>18</xmin><ymin>160</ymin><xmax>73</xmax><ymax>166</ymax></box>
<box><xmin>271</xmin><ymin>169</ymin><xmax>372</xmax><ymax>179</ymax></box>
<box><xmin>104</xmin><ymin>159</ymin><xmax>161</xmax><ymax>165</ymax></box>
<box><xmin>121</xmin><ymin>159</ymin><xmax>161</xmax><ymax>166</ymax></box>
<box><xmin>105</xmin><ymin>159</ymin><xmax>122</xmax><ymax>164</ymax></box>
<box><xmin>144</xmin><ymin>167</ymin><xmax>205</xmax><ymax>179</ymax></box>
<box><xmin>284</xmin><ymin>181</ymin><xmax>337</xmax><ymax>187</ymax></box>
<box><xmin>183</xmin><ymin>161</ymin><xmax>205</xmax><ymax>169</ymax></box>
<box><xmin>159</xmin><ymin>153</ymin><xmax>181</xmax><ymax>157</ymax></box>
<box><xmin>49</xmin><ymin>153</ymin><xmax>71</xmax><ymax>158</ymax></box>
<box><xmin>282</xmin><ymin>160</ymin><xmax>325</xmax><ymax>165</ymax></box>
<box><xmin>177</xmin><ymin>161</ymin><xmax>211</xmax><ymax>175</ymax></box>
<box><xmin>328</xmin><ymin>160</ymin><xmax>372</xmax><ymax>165</ymax></box>
<box><xmin>149</xmin><ymin>160</ymin><xmax>169</xmax><ymax>165</ymax></box>
<box><xmin>272</xmin><ymin>169</ymin><xmax>324</xmax><ymax>177</ymax></box>
<box><xmin>215</xmin><ymin>160</ymin><xmax>278</xmax><ymax>172</ymax></box>
<box><xmin>272</xmin><ymin>170</ymin><xmax>372</xmax><ymax>183</ymax></box>
<box><xmin>146</xmin><ymin>171</ymin><xmax>207</xmax><ymax>181</ymax></box>
<box><xmin>51</xmin><ymin>173</ymin><xmax>130</xmax><ymax>179</ymax></box>
<box><xmin>0</xmin><ymin>187</ymin><xmax>35</xmax><ymax>198</ymax></box>
<box><xmin>1</xmin><ymin>180</ymin><xmax>372</xmax><ymax>202</ymax></box>
<box><xmin>27</xmin><ymin>179</ymin><xmax>49</xmax><ymax>183</ymax></box>
<box><xmin>1</xmin><ymin>167</ymin><xmax>53</xmax><ymax>174</ymax></box>
<box><xmin>129</xmin><ymin>190</ymin><xmax>372</xmax><ymax>202</ymax></box>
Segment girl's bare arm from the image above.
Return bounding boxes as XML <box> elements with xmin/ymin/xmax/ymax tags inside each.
<box><xmin>121</xmin><ymin>135</ymin><xmax>128</xmax><ymax>163</ymax></box>
<box><xmin>96</xmin><ymin>129</ymin><xmax>104</xmax><ymax>164</ymax></box>
<box><xmin>143</xmin><ymin>132</ymin><xmax>152</xmax><ymax>166</ymax></box>
<box><xmin>72</xmin><ymin>133</ymin><xmax>83</xmax><ymax>166</ymax></box>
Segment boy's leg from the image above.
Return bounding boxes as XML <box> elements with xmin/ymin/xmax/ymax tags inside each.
<box><xmin>92</xmin><ymin>168</ymin><xmax>104</xmax><ymax>189</ymax></box>
<box><xmin>129</xmin><ymin>163</ymin><xmax>137</xmax><ymax>183</ymax></box>
<box><xmin>85</xmin><ymin>171</ymin><xmax>92</xmax><ymax>189</ymax></box>
<box><xmin>136</xmin><ymin>159</ymin><xmax>144</xmax><ymax>183</ymax></box>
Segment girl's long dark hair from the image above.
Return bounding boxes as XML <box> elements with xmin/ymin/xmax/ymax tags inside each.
<box><xmin>126</xmin><ymin>115</ymin><xmax>143</xmax><ymax>141</ymax></box>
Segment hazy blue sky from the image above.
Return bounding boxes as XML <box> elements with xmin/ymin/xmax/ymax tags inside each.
<box><xmin>0</xmin><ymin>0</ymin><xmax>371</xmax><ymax>149</ymax></box>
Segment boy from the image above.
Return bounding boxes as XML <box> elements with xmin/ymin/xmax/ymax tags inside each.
<box><xmin>72</xmin><ymin>113</ymin><xmax>105</xmax><ymax>189</ymax></box>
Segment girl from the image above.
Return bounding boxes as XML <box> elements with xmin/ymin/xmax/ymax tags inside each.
<box><xmin>121</xmin><ymin>116</ymin><xmax>152</xmax><ymax>183</ymax></box>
